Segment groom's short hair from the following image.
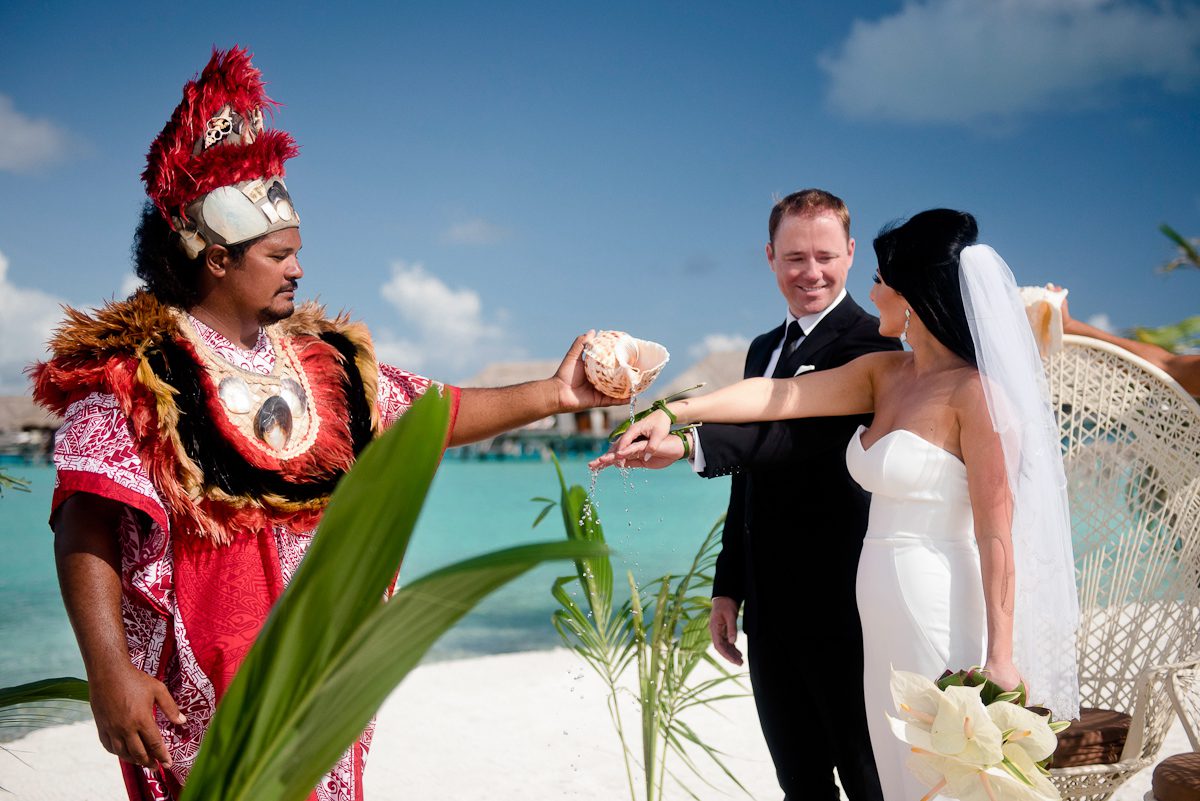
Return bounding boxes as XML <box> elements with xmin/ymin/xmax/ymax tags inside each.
<box><xmin>768</xmin><ymin>189</ymin><xmax>851</xmax><ymax>244</ymax></box>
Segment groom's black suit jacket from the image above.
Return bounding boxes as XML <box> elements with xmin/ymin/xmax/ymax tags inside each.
<box><xmin>703</xmin><ymin>294</ymin><xmax>902</xmax><ymax>639</ymax></box>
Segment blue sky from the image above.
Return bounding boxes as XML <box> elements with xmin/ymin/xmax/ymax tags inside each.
<box><xmin>1</xmin><ymin>0</ymin><xmax>1197</xmax><ymax>393</ymax></box>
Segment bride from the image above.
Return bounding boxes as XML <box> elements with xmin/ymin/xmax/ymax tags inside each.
<box><xmin>601</xmin><ymin>209</ymin><xmax>1079</xmax><ymax>799</ymax></box>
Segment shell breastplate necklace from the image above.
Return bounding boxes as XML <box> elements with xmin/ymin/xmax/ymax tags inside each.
<box><xmin>180</xmin><ymin>312</ymin><xmax>317</xmax><ymax>456</ymax></box>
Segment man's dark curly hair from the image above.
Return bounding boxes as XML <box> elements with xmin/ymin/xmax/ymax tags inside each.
<box><xmin>132</xmin><ymin>203</ymin><xmax>254</xmax><ymax>307</ymax></box>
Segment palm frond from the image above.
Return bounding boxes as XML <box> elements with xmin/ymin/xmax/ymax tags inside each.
<box><xmin>0</xmin><ymin>678</ymin><xmax>91</xmax><ymax>756</ymax></box>
<box><xmin>0</xmin><ymin>469</ymin><xmax>31</xmax><ymax>496</ymax></box>
<box><xmin>1159</xmin><ymin>223</ymin><xmax>1200</xmax><ymax>272</ymax></box>
<box><xmin>547</xmin><ymin>466</ymin><xmax>748</xmax><ymax>801</ymax></box>
<box><xmin>0</xmin><ymin>678</ymin><xmax>89</xmax><ymax>707</ymax></box>
<box><xmin>1130</xmin><ymin>315</ymin><xmax>1200</xmax><ymax>354</ymax></box>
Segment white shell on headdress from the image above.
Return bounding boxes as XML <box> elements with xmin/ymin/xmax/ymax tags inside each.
<box><xmin>582</xmin><ymin>330</ymin><xmax>670</xmax><ymax>399</ymax></box>
<box><xmin>202</xmin><ymin>186</ymin><xmax>271</xmax><ymax>244</ymax></box>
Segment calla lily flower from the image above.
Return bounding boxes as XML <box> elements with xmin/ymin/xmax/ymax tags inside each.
<box><xmin>931</xmin><ymin>684</ymin><xmax>1005</xmax><ymax>766</ymax></box>
<box><xmin>987</xmin><ymin>702</ymin><xmax>1059</xmax><ymax>763</ymax></box>
<box><xmin>890</xmin><ymin>668</ymin><xmax>944</xmax><ymax>728</ymax></box>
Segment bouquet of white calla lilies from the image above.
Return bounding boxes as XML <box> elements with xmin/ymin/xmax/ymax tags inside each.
<box><xmin>888</xmin><ymin>667</ymin><xmax>1071</xmax><ymax>801</ymax></box>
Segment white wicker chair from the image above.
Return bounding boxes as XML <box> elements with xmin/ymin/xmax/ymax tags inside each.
<box><xmin>1144</xmin><ymin>658</ymin><xmax>1200</xmax><ymax>800</ymax></box>
<box><xmin>1044</xmin><ymin>335</ymin><xmax>1200</xmax><ymax>800</ymax></box>
<box><xmin>1165</xmin><ymin>659</ymin><xmax>1200</xmax><ymax>752</ymax></box>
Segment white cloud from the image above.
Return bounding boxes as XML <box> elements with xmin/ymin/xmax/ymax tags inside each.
<box><xmin>441</xmin><ymin>218</ymin><xmax>512</xmax><ymax>246</ymax></box>
<box><xmin>820</xmin><ymin>0</ymin><xmax>1200</xmax><ymax>126</ymax></box>
<box><xmin>373</xmin><ymin>260</ymin><xmax>520</xmax><ymax>379</ymax></box>
<box><xmin>120</xmin><ymin>273</ymin><xmax>144</xmax><ymax>297</ymax></box>
<box><xmin>1086</xmin><ymin>312</ymin><xmax>1115</xmax><ymax>333</ymax></box>
<box><xmin>0</xmin><ymin>95</ymin><xmax>73</xmax><ymax>172</ymax></box>
<box><xmin>689</xmin><ymin>333</ymin><xmax>750</xmax><ymax>361</ymax></box>
<box><xmin>0</xmin><ymin>250</ymin><xmax>68</xmax><ymax>393</ymax></box>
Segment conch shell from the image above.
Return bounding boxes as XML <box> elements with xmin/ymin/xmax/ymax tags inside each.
<box><xmin>1019</xmin><ymin>284</ymin><xmax>1068</xmax><ymax>358</ymax></box>
<box><xmin>583</xmin><ymin>330</ymin><xmax>670</xmax><ymax>399</ymax></box>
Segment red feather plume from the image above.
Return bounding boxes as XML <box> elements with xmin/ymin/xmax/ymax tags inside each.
<box><xmin>142</xmin><ymin>46</ymin><xmax>299</xmax><ymax>226</ymax></box>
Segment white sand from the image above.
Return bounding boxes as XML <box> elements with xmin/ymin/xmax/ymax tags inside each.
<box><xmin>0</xmin><ymin>643</ymin><xmax>1189</xmax><ymax>800</ymax></box>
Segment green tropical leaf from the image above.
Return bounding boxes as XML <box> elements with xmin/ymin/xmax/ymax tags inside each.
<box><xmin>0</xmin><ymin>677</ymin><xmax>91</xmax><ymax>739</ymax></box>
<box><xmin>1159</xmin><ymin>224</ymin><xmax>1200</xmax><ymax>272</ymax></box>
<box><xmin>0</xmin><ymin>469</ymin><xmax>31</xmax><ymax>496</ymax></box>
<box><xmin>530</xmin><ymin>503</ymin><xmax>555</xmax><ymax>529</ymax></box>
<box><xmin>1130</xmin><ymin>315</ymin><xmax>1200</xmax><ymax>354</ymax></box>
<box><xmin>181</xmin><ymin>392</ymin><xmax>607</xmax><ymax>801</ymax></box>
<box><xmin>546</xmin><ymin>466</ymin><xmax>749</xmax><ymax>801</ymax></box>
<box><xmin>0</xmin><ymin>677</ymin><xmax>89</xmax><ymax>707</ymax></box>
<box><xmin>678</xmin><ymin>614</ymin><xmax>710</xmax><ymax>655</ymax></box>
<box><xmin>551</xmin><ymin>453</ymin><xmax>614</xmax><ymax>619</ymax></box>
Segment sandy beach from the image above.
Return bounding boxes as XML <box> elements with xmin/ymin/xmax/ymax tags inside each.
<box><xmin>1</xmin><ymin>643</ymin><xmax>1188</xmax><ymax>800</ymax></box>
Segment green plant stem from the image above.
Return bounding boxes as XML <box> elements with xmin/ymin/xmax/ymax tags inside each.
<box><xmin>0</xmin><ymin>469</ymin><xmax>31</xmax><ymax>496</ymax></box>
<box><xmin>629</xmin><ymin>572</ymin><xmax>654</xmax><ymax>801</ymax></box>
<box><xmin>550</xmin><ymin>474</ymin><xmax>748</xmax><ymax>801</ymax></box>
<box><xmin>649</xmin><ymin>579</ymin><xmax>672</xmax><ymax>801</ymax></box>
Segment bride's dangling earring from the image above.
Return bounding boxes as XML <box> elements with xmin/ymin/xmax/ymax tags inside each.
<box><xmin>901</xmin><ymin>308</ymin><xmax>911</xmax><ymax>344</ymax></box>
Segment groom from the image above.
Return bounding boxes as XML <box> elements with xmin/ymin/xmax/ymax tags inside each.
<box><xmin>621</xmin><ymin>190</ymin><xmax>900</xmax><ymax>800</ymax></box>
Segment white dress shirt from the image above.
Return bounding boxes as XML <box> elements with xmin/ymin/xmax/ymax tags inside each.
<box><xmin>691</xmin><ymin>288</ymin><xmax>847</xmax><ymax>472</ymax></box>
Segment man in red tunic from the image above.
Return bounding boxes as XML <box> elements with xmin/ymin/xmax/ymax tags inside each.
<box><xmin>33</xmin><ymin>47</ymin><xmax>617</xmax><ymax>801</ymax></box>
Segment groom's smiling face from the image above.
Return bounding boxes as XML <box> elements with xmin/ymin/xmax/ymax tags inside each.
<box><xmin>767</xmin><ymin>213</ymin><xmax>854</xmax><ymax>317</ymax></box>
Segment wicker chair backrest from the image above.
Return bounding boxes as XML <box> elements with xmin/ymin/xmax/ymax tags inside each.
<box><xmin>1045</xmin><ymin>336</ymin><xmax>1200</xmax><ymax>717</ymax></box>
<box><xmin>1168</xmin><ymin>664</ymin><xmax>1200</xmax><ymax>752</ymax></box>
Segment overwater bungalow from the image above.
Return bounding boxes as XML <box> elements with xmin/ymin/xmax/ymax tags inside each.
<box><xmin>0</xmin><ymin>396</ymin><xmax>60</xmax><ymax>463</ymax></box>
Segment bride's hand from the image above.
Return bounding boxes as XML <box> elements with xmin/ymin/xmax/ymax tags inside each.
<box><xmin>982</xmin><ymin>660</ymin><xmax>1023</xmax><ymax>694</ymax></box>
<box><xmin>614</xmin><ymin>408</ymin><xmax>674</xmax><ymax>460</ymax></box>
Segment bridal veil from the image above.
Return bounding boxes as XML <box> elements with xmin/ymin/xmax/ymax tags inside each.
<box><xmin>960</xmin><ymin>244</ymin><xmax>1081</xmax><ymax>721</ymax></box>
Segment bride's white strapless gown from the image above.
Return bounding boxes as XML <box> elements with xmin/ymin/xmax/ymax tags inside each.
<box><xmin>846</xmin><ymin>425</ymin><xmax>988</xmax><ymax>801</ymax></box>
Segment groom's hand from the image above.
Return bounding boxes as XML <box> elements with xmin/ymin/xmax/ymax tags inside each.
<box><xmin>709</xmin><ymin>596</ymin><xmax>743</xmax><ymax>666</ymax></box>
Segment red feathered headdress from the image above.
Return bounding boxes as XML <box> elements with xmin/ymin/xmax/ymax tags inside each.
<box><xmin>143</xmin><ymin>47</ymin><xmax>300</xmax><ymax>254</ymax></box>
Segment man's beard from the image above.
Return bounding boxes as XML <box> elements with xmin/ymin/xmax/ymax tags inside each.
<box><xmin>258</xmin><ymin>302</ymin><xmax>296</xmax><ymax>325</ymax></box>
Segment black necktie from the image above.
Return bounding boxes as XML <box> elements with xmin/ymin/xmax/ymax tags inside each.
<box><xmin>771</xmin><ymin>321</ymin><xmax>803</xmax><ymax>378</ymax></box>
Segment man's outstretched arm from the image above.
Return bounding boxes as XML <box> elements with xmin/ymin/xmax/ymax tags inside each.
<box><xmin>1060</xmin><ymin>294</ymin><xmax>1200</xmax><ymax>396</ymax></box>
<box><xmin>449</xmin><ymin>332</ymin><xmax>623</xmax><ymax>446</ymax></box>
<box><xmin>54</xmin><ymin>493</ymin><xmax>185</xmax><ymax>769</ymax></box>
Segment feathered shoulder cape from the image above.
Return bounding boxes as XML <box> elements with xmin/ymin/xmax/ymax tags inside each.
<box><xmin>33</xmin><ymin>291</ymin><xmax>381</xmax><ymax>544</ymax></box>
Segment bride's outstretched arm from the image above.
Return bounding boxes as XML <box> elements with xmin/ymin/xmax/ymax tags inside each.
<box><xmin>957</xmin><ymin>378</ymin><xmax>1020</xmax><ymax>691</ymax></box>
<box><xmin>611</xmin><ymin>352</ymin><xmax>881</xmax><ymax>460</ymax></box>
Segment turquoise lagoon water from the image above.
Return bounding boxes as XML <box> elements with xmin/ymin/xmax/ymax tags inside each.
<box><xmin>0</xmin><ymin>459</ymin><xmax>730</xmax><ymax>688</ymax></box>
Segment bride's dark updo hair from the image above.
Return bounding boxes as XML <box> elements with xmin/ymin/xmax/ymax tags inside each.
<box><xmin>874</xmin><ymin>208</ymin><xmax>979</xmax><ymax>367</ymax></box>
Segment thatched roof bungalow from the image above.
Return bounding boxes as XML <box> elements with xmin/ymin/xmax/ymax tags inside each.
<box><xmin>0</xmin><ymin>396</ymin><xmax>60</xmax><ymax>459</ymax></box>
<box><xmin>0</xmin><ymin>396</ymin><xmax>60</xmax><ymax>432</ymax></box>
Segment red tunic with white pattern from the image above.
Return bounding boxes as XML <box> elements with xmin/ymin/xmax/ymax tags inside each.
<box><xmin>48</xmin><ymin>315</ymin><xmax>459</xmax><ymax>801</ymax></box>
